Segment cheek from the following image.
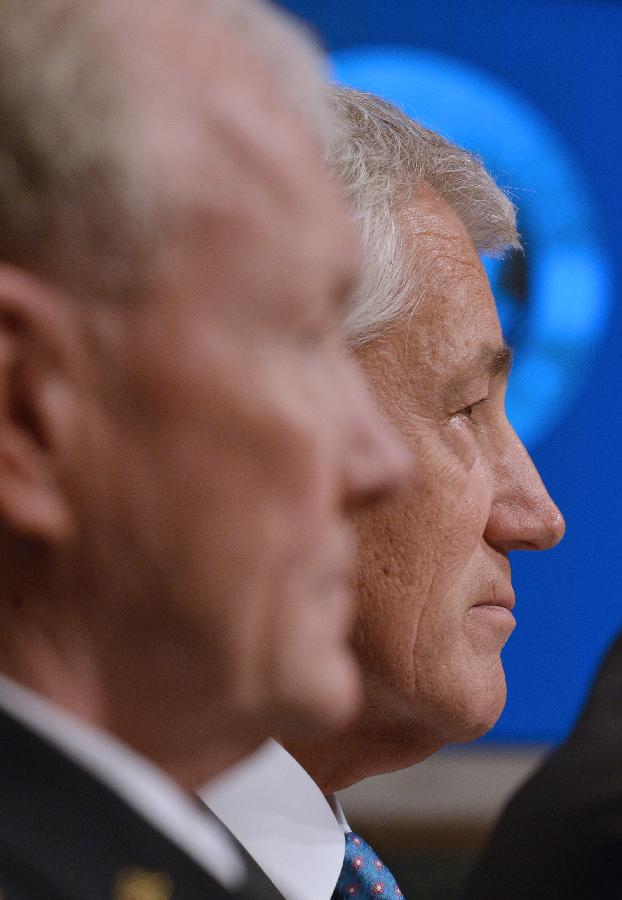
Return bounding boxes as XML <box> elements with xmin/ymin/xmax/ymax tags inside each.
<box><xmin>441</xmin><ymin>457</ymin><xmax>491</xmax><ymax>561</ymax></box>
<box><xmin>352</xmin><ymin>497</ymin><xmax>429</xmax><ymax>676</ymax></box>
<box><xmin>353</xmin><ymin>449</ymin><xmax>492</xmax><ymax>647</ymax></box>
<box><xmin>352</xmin><ymin>578</ymin><xmax>420</xmax><ymax>701</ymax></box>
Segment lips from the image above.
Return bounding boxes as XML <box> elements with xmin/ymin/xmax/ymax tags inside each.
<box><xmin>471</xmin><ymin>587</ymin><xmax>515</xmax><ymax>612</ymax></box>
<box><xmin>468</xmin><ymin>586</ymin><xmax>516</xmax><ymax>647</ymax></box>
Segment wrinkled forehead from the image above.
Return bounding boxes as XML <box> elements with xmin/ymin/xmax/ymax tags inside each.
<box><xmin>399</xmin><ymin>182</ymin><xmax>485</xmax><ymax>284</ymax></box>
<box><xmin>391</xmin><ymin>186</ymin><xmax>502</xmax><ymax>362</ymax></box>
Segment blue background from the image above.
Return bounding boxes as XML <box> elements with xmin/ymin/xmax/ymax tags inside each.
<box><xmin>278</xmin><ymin>0</ymin><xmax>622</xmax><ymax>744</ymax></box>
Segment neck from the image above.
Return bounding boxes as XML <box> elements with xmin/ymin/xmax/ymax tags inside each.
<box><xmin>1</xmin><ymin>567</ymin><xmax>263</xmax><ymax>791</ymax></box>
<box><xmin>283</xmin><ymin>713</ymin><xmax>442</xmax><ymax>794</ymax></box>
<box><xmin>0</xmin><ymin>567</ymin><xmax>110</xmax><ymax>727</ymax></box>
<box><xmin>110</xmin><ymin>680</ymin><xmax>266</xmax><ymax>790</ymax></box>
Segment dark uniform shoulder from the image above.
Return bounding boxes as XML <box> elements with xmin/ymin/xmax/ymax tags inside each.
<box><xmin>0</xmin><ymin>708</ymin><xmax>279</xmax><ymax>900</ymax></box>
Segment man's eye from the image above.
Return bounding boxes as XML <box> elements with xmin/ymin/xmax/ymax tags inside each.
<box><xmin>456</xmin><ymin>398</ymin><xmax>488</xmax><ymax>422</ymax></box>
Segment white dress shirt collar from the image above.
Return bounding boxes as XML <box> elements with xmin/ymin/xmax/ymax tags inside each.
<box><xmin>203</xmin><ymin>738</ymin><xmax>348</xmax><ymax>900</ymax></box>
<box><xmin>0</xmin><ymin>672</ymin><xmax>245</xmax><ymax>890</ymax></box>
<box><xmin>326</xmin><ymin>792</ymin><xmax>351</xmax><ymax>833</ymax></box>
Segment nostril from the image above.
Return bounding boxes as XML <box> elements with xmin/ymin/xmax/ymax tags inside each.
<box><xmin>524</xmin><ymin>509</ymin><xmax>565</xmax><ymax>551</ymax></box>
<box><xmin>484</xmin><ymin>498</ymin><xmax>566</xmax><ymax>553</ymax></box>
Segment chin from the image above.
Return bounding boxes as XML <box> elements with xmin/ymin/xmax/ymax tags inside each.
<box><xmin>451</xmin><ymin>664</ymin><xmax>508</xmax><ymax>742</ymax></box>
<box><xmin>415</xmin><ymin>652</ymin><xmax>508</xmax><ymax>747</ymax></box>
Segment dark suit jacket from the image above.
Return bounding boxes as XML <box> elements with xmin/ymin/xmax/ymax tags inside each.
<box><xmin>0</xmin><ymin>706</ymin><xmax>282</xmax><ymax>900</ymax></box>
<box><xmin>464</xmin><ymin>629</ymin><xmax>622</xmax><ymax>899</ymax></box>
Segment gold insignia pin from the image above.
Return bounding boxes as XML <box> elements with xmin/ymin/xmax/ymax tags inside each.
<box><xmin>113</xmin><ymin>867</ymin><xmax>174</xmax><ymax>900</ymax></box>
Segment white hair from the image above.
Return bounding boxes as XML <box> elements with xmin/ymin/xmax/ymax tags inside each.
<box><xmin>0</xmin><ymin>0</ymin><xmax>329</xmax><ymax>302</ymax></box>
<box><xmin>326</xmin><ymin>86</ymin><xmax>521</xmax><ymax>346</ymax></box>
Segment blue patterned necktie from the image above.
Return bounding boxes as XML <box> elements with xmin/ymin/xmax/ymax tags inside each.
<box><xmin>332</xmin><ymin>831</ymin><xmax>405</xmax><ymax>898</ymax></box>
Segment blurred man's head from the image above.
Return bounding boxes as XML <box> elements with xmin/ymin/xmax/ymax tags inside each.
<box><xmin>0</xmin><ymin>3</ymin><xmax>407</xmax><ymax>788</ymax></box>
<box><xmin>287</xmin><ymin>87</ymin><xmax>565</xmax><ymax>790</ymax></box>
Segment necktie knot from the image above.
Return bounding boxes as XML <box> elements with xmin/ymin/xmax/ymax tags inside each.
<box><xmin>333</xmin><ymin>831</ymin><xmax>404</xmax><ymax>898</ymax></box>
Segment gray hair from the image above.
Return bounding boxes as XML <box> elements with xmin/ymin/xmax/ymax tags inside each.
<box><xmin>0</xmin><ymin>0</ymin><xmax>329</xmax><ymax>303</ymax></box>
<box><xmin>326</xmin><ymin>86</ymin><xmax>521</xmax><ymax>346</ymax></box>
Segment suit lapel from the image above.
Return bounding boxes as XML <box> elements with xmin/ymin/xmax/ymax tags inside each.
<box><xmin>0</xmin><ymin>707</ymin><xmax>277</xmax><ymax>899</ymax></box>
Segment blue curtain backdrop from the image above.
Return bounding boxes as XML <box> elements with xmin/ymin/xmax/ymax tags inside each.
<box><xmin>279</xmin><ymin>0</ymin><xmax>622</xmax><ymax>744</ymax></box>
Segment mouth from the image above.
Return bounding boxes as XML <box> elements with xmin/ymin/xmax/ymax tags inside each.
<box><xmin>466</xmin><ymin>585</ymin><xmax>516</xmax><ymax>645</ymax></box>
<box><xmin>472</xmin><ymin>593</ymin><xmax>515</xmax><ymax>613</ymax></box>
<box><xmin>470</xmin><ymin>576</ymin><xmax>516</xmax><ymax>611</ymax></box>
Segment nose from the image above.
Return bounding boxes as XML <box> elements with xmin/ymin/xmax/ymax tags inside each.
<box><xmin>340</xmin><ymin>363</ymin><xmax>412</xmax><ymax>509</ymax></box>
<box><xmin>484</xmin><ymin>426</ymin><xmax>565</xmax><ymax>553</ymax></box>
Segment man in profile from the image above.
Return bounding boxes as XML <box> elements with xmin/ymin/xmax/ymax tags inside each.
<box><xmin>0</xmin><ymin>6</ymin><xmax>407</xmax><ymax>898</ymax></box>
<box><xmin>205</xmin><ymin>87</ymin><xmax>565</xmax><ymax>900</ymax></box>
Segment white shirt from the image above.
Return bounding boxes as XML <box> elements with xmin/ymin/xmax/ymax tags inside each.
<box><xmin>203</xmin><ymin>739</ymin><xmax>348</xmax><ymax>900</ymax></box>
<box><xmin>0</xmin><ymin>673</ymin><xmax>245</xmax><ymax>891</ymax></box>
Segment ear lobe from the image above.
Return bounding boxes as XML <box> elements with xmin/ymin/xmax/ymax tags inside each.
<box><xmin>0</xmin><ymin>420</ymin><xmax>75</xmax><ymax>542</ymax></box>
<box><xmin>0</xmin><ymin>268</ymin><xmax>77</xmax><ymax>544</ymax></box>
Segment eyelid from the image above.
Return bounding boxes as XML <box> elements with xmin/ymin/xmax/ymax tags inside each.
<box><xmin>452</xmin><ymin>396</ymin><xmax>488</xmax><ymax>421</ymax></box>
<box><xmin>463</xmin><ymin>397</ymin><xmax>487</xmax><ymax>415</ymax></box>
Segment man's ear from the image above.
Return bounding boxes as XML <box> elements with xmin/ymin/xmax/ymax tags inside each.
<box><xmin>0</xmin><ymin>266</ymin><xmax>78</xmax><ymax>544</ymax></box>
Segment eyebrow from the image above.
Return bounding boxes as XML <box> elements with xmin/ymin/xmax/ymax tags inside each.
<box><xmin>447</xmin><ymin>343</ymin><xmax>513</xmax><ymax>393</ymax></box>
<box><xmin>482</xmin><ymin>343</ymin><xmax>513</xmax><ymax>378</ymax></box>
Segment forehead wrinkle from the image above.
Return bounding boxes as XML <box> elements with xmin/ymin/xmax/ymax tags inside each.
<box><xmin>408</xmin><ymin>233</ymin><xmax>485</xmax><ymax>299</ymax></box>
<box><xmin>396</xmin><ymin>194</ymin><xmax>506</xmax><ymax>380</ymax></box>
